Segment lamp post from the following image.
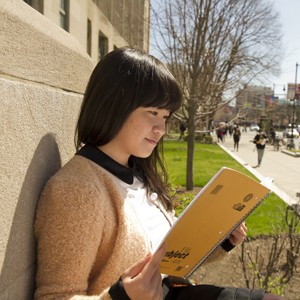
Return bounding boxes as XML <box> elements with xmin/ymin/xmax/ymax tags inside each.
<box><xmin>272</xmin><ymin>84</ymin><xmax>285</xmax><ymax>130</ymax></box>
<box><xmin>291</xmin><ymin>62</ymin><xmax>299</xmax><ymax>145</ymax></box>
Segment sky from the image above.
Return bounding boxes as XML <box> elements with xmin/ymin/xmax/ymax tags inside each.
<box><xmin>149</xmin><ymin>0</ymin><xmax>300</xmax><ymax>99</ymax></box>
<box><xmin>268</xmin><ymin>0</ymin><xmax>300</xmax><ymax>97</ymax></box>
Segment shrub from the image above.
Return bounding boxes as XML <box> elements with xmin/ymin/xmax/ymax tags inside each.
<box><xmin>195</xmin><ymin>134</ymin><xmax>205</xmax><ymax>141</ymax></box>
<box><xmin>239</xmin><ymin>205</ymin><xmax>300</xmax><ymax>296</ymax></box>
<box><xmin>167</xmin><ymin>174</ymin><xmax>195</xmax><ymax>217</ymax></box>
<box><xmin>204</xmin><ymin>136</ymin><xmax>213</xmax><ymax>143</ymax></box>
<box><xmin>183</xmin><ymin>134</ymin><xmax>213</xmax><ymax>144</ymax></box>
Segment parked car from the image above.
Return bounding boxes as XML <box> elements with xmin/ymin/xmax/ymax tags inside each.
<box><xmin>283</xmin><ymin>128</ymin><xmax>299</xmax><ymax>138</ymax></box>
<box><xmin>250</xmin><ymin>124</ymin><xmax>260</xmax><ymax>131</ymax></box>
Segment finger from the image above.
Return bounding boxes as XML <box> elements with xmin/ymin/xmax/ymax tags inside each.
<box><xmin>230</xmin><ymin>224</ymin><xmax>247</xmax><ymax>243</ymax></box>
<box><xmin>123</xmin><ymin>252</ymin><xmax>153</xmax><ymax>279</ymax></box>
<box><xmin>240</xmin><ymin>221</ymin><xmax>247</xmax><ymax>231</ymax></box>
<box><xmin>141</xmin><ymin>244</ymin><xmax>167</xmax><ymax>279</ymax></box>
<box><xmin>234</xmin><ymin>223</ymin><xmax>247</xmax><ymax>236</ymax></box>
<box><xmin>234</xmin><ymin>226</ymin><xmax>247</xmax><ymax>238</ymax></box>
<box><xmin>240</xmin><ymin>223</ymin><xmax>247</xmax><ymax>234</ymax></box>
<box><xmin>229</xmin><ymin>230</ymin><xmax>246</xmax><ymax>245</ymax></box>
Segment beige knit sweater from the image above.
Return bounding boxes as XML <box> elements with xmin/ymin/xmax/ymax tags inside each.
<box><xmin>34</xmin><ymin>155</ymin><xmax>227</xmax><ymax>300</ymax></box>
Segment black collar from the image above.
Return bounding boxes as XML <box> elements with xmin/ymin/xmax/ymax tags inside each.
<box><xmin>75</xmin><ymin>144</ymin><xmax>144</xmax><ymax>185</ymax></box>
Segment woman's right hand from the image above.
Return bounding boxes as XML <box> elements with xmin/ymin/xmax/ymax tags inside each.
<box><xmin>121</xmin><ymin>244</ymin><xmax>167</xmax><ymax>300</ymax></box>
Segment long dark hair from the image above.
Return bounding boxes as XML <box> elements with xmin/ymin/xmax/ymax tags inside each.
<box><xmin>75</xmin><ymin>46</ymin><xmax>183</xmax><ymax>211</ymax></box>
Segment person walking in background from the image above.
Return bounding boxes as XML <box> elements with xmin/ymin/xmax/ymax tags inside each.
<box><xmin>222</xmin><ymin>125</ymin><xmax>227</xmax><ymax>142</ymax></box>
<box><xmin>253</xmin><ymin>129</ymin><xmax>268</xmax><ymax>168</ymax></box>
<box><xmin>233</xmin><ymin>126</ymin><xmax>241</xmax><ymax>151</ymax></box>
<box><xmin>224</xmin><ymin>125</ymin><xmax>228</xmax><ymax>137</ymax></box>
<box><xmin>217</xmin><ymin>125</ymin><xmax>223</xmax><ymax>142</ymax></box>
<box><xmin>229</xmin><ymin>124</ymin><xmax>233</xmax><ymax>137</ymax></box>
<box><xmin>179</xmin><ymin>123</ymin><xmax>186</xmax><ymax>140</ymax></box>
<box><xmin>270</xmin><ymin>127</ymin><xmax>276</xmax><ymax>145</ymax></box>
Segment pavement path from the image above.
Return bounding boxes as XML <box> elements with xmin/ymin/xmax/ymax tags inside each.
<box><xmin>213</xmin><ymin>129</ymin><xmax>300</xmax><ymax>206</ymax></box>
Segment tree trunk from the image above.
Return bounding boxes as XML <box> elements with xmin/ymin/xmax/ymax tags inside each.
<box><xmin>186</xmin><ymin>104</ymin><xmax>196</xmax><ymax>190</ymax></box>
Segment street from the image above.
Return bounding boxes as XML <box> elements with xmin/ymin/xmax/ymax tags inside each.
<box><xmin>215</xmin><ymin>129</ymin><xmax>300</xmax><ymax>205</ymax></box>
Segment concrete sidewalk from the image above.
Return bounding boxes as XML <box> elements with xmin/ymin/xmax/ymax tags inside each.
<box><xmin>214</xmin><ymin>131</ymin><xmax>300</xmax><ymax>207</ymax></box>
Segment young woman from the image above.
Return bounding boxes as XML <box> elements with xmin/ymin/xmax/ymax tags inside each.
<box><xmin>34</xmin><ymin>47</ymin><xmax>286</xmax><ymax>300</ymax></box>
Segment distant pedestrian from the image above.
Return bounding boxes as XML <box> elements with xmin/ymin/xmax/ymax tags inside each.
<box><xmin>224</xmin><ymin>125</ymin><xmax>228</xmax><ymax>136</ymax></box>
<box><xmin>253</xmin><ymin>129</ymin><xmax>268</xmax><ymax>167</ymax></box>
<box><xmin>229</xmin><ymin>125</ymin><xmax>233</xmax><ymax>137</ymax></box>
<box><xmin>217</xmin><ymin>125</ymin><xmax>223</xmax><ymax>142</ymax></box>
<box><xmin>270</xmin><ymin>127</ymin><xmax>276</xmax><ymax>144</ymax></box>
<box><xmin>179</xmin><ymin>123</ymin><xmax>186</xmax><ymax>140</ymax></box>
<box><xmin>233</xmin><ymin>126</ymin><xmax>241</xmax><ymax>151</ymax></box>
<box><xmin>222</xmin><ymin>126</ymin><xmax>227</xmax><ymax>142</ymax></box>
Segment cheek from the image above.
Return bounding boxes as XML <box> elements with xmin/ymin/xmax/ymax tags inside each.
<box><xmin>130</xmin><ymin>119</ymin><xmax>148</xmax><ymax>134</ymax></box>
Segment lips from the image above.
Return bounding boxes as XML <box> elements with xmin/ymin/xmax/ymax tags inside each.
<box><xmin>146</xmin><ymin>138</ymin><xmax>158</xmax><ymax>146</ymax></box>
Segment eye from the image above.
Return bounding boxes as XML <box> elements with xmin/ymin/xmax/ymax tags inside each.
<box><xmin>150</xmin><ymin>111</ymin><xmax>158</xmax><ymax>116</ymax></box>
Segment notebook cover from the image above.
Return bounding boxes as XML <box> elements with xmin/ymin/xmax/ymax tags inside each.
<box><xmin>158</xmin><ymin>167</ymin><xmax>271</xmax><ymax>278</ymax></box>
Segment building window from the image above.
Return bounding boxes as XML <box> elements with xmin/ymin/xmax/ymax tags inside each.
<box><xmin>98</xmin><ymin>32</ymin><xmax>108</xmax><ymax>61</ymax></box>
<box><xmin>59</xmin><ymin>0</ymin><xmax>69</xmax><ymax>31</ymax></box>
<box><xmin>87</xmin><ymin>19</ymin><xmax>92</xmax><ymax>57</ymax></box>
<box><xmin>23</xmin><ymin>0</ymin><xmax>44</xmax><ymax>13</ymax></box>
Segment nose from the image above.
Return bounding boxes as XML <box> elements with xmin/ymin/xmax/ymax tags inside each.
<box><xmin>153</xmin><ymin>119</ymin><xmax>166</xmax><ymax>136</ymax></box>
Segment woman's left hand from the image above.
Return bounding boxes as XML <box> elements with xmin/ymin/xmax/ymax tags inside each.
<box><xmin>228</xmin><ymin>221</ymin><xmax>247</xmax><ymax>245</ymax></box>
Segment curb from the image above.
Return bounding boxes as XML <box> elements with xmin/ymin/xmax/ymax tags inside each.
<box><xmin>281</xmin><ymin>150</ymin><xmax>300</xmax><ymax>157</ymax></box>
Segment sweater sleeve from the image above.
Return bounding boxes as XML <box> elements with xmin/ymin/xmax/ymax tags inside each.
<box><xmin>34</xmin><ymin>175</ymin><xmax>113</xmax><ymax>300</ymax></box>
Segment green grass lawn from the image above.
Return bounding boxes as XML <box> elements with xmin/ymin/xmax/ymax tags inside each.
<box><xmin>163</xmin><ymin>140</ymin><xmax>294</xmax><ymax>237</ymax></box>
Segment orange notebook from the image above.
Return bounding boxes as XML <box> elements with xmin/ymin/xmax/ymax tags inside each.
<box><xmin>158</xmin><ymin>167</ymin><xmax>271</xmax><ymax>278</ymax></box>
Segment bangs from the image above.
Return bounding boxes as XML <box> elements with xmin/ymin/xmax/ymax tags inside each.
<box><xmin>142</xmin><ymin>85</ymin><xmax>182</xmax><ymax>113</ymax></box>
<box><xmin>136</xmin><ymin>68</ymin><xmax>183</xmax><ymax>113</ymax></box>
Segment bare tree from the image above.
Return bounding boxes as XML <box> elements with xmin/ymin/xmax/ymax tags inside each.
<box><xmin>151</xmin><ymin>0</ymin><xmax>283</xmax><ymax>190</ymax></box>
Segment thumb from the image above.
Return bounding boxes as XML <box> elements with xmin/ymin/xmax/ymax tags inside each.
<box><xmin>123</xmin><ymin>252</ymin><xmax>153</xmax><ymax>279</ymax></box>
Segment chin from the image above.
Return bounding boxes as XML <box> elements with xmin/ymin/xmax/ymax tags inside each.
<box><xmin>134</xmin><ymin>151</ymin><xmax>153</xmax><ymax>159</ymax></box>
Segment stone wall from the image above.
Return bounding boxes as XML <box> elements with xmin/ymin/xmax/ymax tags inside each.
<box><xmin>0</xmin><ymin>1</ymin><xmax>94</xmax><ymax>299</ymax></box>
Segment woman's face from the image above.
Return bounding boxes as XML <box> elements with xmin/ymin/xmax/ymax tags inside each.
<box><xmin>99</xmin><ymin>106</ymin><xmax>170</xmax><ymax>166</ymax></box>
